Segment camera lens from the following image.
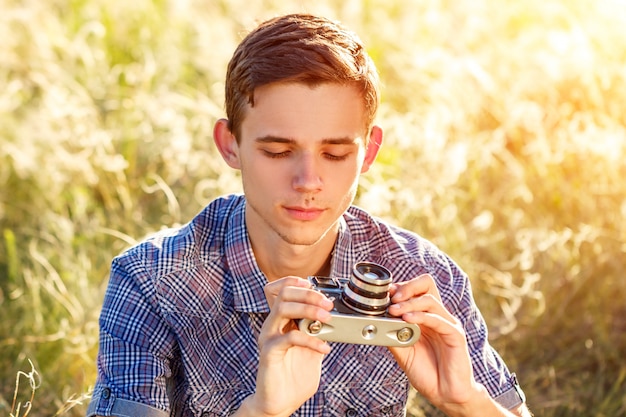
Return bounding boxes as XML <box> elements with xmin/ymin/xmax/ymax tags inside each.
<box><xmin>341</xmin><ymin>262</ymin><xmax>392</xmax><ymax>315</ymax></box>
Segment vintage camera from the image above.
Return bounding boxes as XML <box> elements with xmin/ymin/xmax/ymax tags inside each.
<box><xmin>298</xmin><ymin>262</ymin><xmax>420</xmax><ymax>347</ymax></box>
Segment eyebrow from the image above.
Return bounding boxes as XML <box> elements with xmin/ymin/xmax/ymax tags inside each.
<box><xmin>255</xmin><ymin>136</ymin><xmax>360</xmax><ymax>145</ymax></box>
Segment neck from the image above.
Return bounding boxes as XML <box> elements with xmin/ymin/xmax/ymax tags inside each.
<box><xmin>249</xmin><ymin>229</ymin><xmax>337</xmax><ymax>282</ymax></box>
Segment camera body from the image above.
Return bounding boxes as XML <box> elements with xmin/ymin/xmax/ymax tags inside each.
<box><xmin>298</xmin><ymin>262</ymin><xmax>420</xmax><ymax>347</ymax></box>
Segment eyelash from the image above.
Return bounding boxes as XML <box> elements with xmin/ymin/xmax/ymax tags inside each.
<box><xmin>262</xmin><ymin>150</ymin><xmax>348</xmax><ymax>161</ymax></box>
<box><xmin>263</xmin><ymin>150</ymin><xmax>291</xmax><ymax>159</ymax></box>
<box><xmin>324</xmin><ymin>153</ymin><xmax>348</xmax><ymax>161</ymax></box>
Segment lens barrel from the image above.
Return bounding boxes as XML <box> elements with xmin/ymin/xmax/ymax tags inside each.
<box><xmin>341</xmin><ymin>262</ymin><xmax>392</xmax><ymax>315</ymax></box>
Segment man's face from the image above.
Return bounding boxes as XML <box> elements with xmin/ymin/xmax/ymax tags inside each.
<box><xmin>227</xmin><ymin>82</ymin><xmax>379</xmax><ymax>247</ymax></box>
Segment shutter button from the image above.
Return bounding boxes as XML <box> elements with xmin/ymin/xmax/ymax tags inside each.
<box><xmin>102</xmin><ymin>387</ymin><xmax>111</xmax><ymax>399</ymax></box>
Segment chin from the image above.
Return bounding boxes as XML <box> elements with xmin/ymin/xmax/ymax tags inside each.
<box><xmin>277</xmin><ymin>225</ymin><xmax>335</xmax><ymax>247</ymax></box>
<box><xmin>278</xmin><ymin>233</ymin><xmax>323</xmax><ymax>247</ymax></box>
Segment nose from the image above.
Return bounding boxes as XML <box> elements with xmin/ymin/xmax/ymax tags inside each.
<box><xmin>293</xmin><ymin>152</ymin><xmax>322</xmax><ymax>192</ymax></box>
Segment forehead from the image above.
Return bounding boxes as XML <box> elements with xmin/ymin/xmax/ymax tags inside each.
<box><xmin>239</xmin><ymin>82</ymin><xmax>368</xmax><ymax>143</ymax></box>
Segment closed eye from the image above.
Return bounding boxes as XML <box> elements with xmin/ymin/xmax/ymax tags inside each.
<box><xmin>262</xmin><ymin>149</ymin><xmax>291</xmax><ymax>158</ymax></box>
<box><xmin>323</xmin><ymin>152</ymin><xmax>349</xmax><ymax>161</ymax></box>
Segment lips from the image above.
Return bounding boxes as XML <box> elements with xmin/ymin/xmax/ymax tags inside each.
<box><xmin>284</xmin><ymin>206</ymin><xmax>325</xmax><ymax>221</ymax></box>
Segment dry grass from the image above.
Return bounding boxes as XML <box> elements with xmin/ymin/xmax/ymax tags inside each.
<box><xmin>1</xmin><ymin>0</ymin><xmax>625</xmax><ymax>415</ymax></box>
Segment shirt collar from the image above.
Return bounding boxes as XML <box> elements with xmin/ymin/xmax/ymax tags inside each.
<box><xmin>224</xmin><ymin>196</ymin><xmax>270</xmax><ymax>313</ymax></box>
<box><xmin>332</xmin><ymin>209</ymin><xmax>373</xmax><ymax>279</ymax></box>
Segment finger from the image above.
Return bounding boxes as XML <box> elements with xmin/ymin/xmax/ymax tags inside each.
<box><xmin>401</xmin><ymin>311</ymin><xmax>466</xmax><ymax>348</ymax></box>
<box><xmin>388</xmin><ymin>293</ymin><xmax>454</xmax><ymax>322</ymax></box>
<box><xmin>390</xmin><ymin>274</ymin><xmax>442</xmax><ymax>303</ymax></box>
<box><xmin>390</xmin><ymin>294</ymin><xmax>466</xmax><ymax>347</ymax></box>
<box><xmin>266</xmin><ymin>299</ymin><xmax>332</xmax><ymax>335</ymax></box>
<box><xmin>262</xmin><ymin>287</ymin><xmax>333</xmax><ymax>336</ymax></box>
<box><xmin>264</xmin><ymin>276</ymin><xmax>311</xmax><ymax>309</ymax></box>
<box><xmin>388</xmin><ymin>294</ymin><xmax>464</xmax><ymax>348</ymax></box>
<box><xmin>273</xmin><ymin>285</ymin><xmax>334</xmax><ymax>311</ymax></box>
<box><xmin>387</xmin><ymin>313</ymin><xmax>467</xmax><ymax>364</ymax></box>
<box><xmin>260</xmin><ymin>327</ymin><xmax>332</xmax><ymax>356</ymax></box>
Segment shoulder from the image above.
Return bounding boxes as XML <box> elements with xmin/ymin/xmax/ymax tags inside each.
<box><xmin>115</xmin><ymin>194</ymin><xmax>245</xmax><ymax>277</ymax></box>
<box><xmin>344</xmin><ymin>206</ymin><xmax>469</xmax><ymax>308</ymax></box>
<box><xmin>344</xmin><ymin>205</ymin><xmax>442</xmax><ymax>264</ymax></box>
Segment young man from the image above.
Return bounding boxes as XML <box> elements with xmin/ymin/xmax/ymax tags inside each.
<box><xmin>88</xmin><ymin>13</ymin><xmax>531</xmax><ymax>417</ymax></box>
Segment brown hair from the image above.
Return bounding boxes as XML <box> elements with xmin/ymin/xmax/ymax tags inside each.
<box><xmin>224</xmin><ymin>13</ymin><xmax>380</xmax><ymax>140</ymax></box>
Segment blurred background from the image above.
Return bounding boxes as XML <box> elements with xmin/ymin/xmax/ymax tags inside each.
<box><xmin>1</xmin><ymin>0</ymin><xmax>625</xmax><ymax>415</ymax></box>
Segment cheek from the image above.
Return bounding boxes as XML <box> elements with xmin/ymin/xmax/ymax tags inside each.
<box><xmin>240</xmin><ymin>159</ymin><xmax>286</xmax><ymax>189</ymax></box>
<box><xmin>324</xmin><ymin>162</ymin><xmax>361</xmax><ymax>188</ymax></box>
<box><xmin>338</xmin><ymin>175</ymin><xmax>360</xmax><ymax>201</ymax></box>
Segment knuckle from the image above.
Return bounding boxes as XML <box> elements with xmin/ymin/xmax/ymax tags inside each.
<box><xmin>273</xmin><ymin>300</ymin><xmax>290</xmax><ymax>315</ymax></box>
<box><xmin>274</xmin><ymin>286</ymin><xmax>291</xmax><ymax>303</ymax></box>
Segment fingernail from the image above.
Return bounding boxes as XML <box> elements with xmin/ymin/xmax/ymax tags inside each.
<box><xmin>319</xmin><ymin>309</ymin><xmax>332</xmax><ymax>321</ymax></box>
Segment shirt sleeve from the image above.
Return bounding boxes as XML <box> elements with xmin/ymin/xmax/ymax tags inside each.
<box><xmin>87</xmin><ymin>249</ymin><xmax>176</xmax><ymax>416</ymax></box>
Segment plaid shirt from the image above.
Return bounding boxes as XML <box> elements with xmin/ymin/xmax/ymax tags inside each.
<box><xmin>88</xmin><ymin>194</ymin><xmax>524</xmax><ymax>417</ymax></box>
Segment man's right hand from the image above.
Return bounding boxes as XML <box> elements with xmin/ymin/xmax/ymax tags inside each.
<box><xmin>235</xmin><ymin>277</ymin><xmax>334</xmax><ymax>417</ymax></box>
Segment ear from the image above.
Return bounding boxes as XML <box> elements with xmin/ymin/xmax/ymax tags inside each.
<box><xmin>360</xmin><ymin>125</ymin><xmax>383</xmax><ymax>174</ymax></box>
<box><xmin>213</xmin><ymin>118</ymin><xmax>241</xmax><ymax>169</ymax></box>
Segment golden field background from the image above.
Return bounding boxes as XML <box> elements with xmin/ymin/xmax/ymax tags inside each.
<box><xmin>1</xmin><ymin>0</ymin><xmax>625</xmax><ymax>415</ymax></box>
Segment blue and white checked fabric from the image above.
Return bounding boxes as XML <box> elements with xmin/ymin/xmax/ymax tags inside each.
<box><xmin>88</xmin><ymin>194</ymin><xmax>524</xmax><ymax>417</ymax></box>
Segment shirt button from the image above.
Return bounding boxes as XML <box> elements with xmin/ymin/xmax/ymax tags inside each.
<box><xmin>102</xmin><ymin>387</ymin><xmax>111</xmax><ymax>399</ymax></box>
<box><xmin>381</xmin><ymin>405</ymin><xmax>391</xmax><ymax>414</ymax></box>
<box><xmin>345</xmin><ymin>408</ymin><xmax>357</xmax><ymax>417</ymax></box>
<box><xmin>201</xmin><ymin>413</ymin><xmax>210</xmax><ymax>417</ymax></box>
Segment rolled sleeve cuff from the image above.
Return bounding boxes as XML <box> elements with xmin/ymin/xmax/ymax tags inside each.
<box><xmin>86</xmin><ymin>388</ymin><xmax>168</xmax><ymax>417</ymax></box>
<box><xmin>494</xmin><ymin>373</ymin><xmax>527</xmax><ymax>410</ymax></box>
